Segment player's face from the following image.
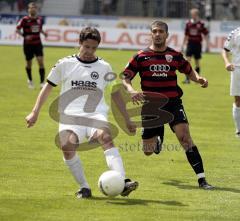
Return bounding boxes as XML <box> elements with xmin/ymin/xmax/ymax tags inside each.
<box><xmin>28</xmin><ymin>5</ymin><xmax>38</xmax><ymax>16</ymax></box>
<box><xmin>151</xmin><ymin>26</ymin><xmax>168</xmax><ymax>47</ymax></box>
<box><xmin>79</xmin><ymin>39</ymin><xmax>99</xmax><ymax>61</ymax></box>
<box><xmin>191</xmin><ymin>11</ymin><xmax>198</xmax><ymax>20</ymax></box>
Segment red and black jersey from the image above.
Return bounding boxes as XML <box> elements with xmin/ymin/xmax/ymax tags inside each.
<box><xmin>123</xmin><ymin>47</ymin><xmax>192</xmax><ymax>99</ymax></box>
<box><xmin>184</xmin><ymin>19</ymin><xmax>208</xmax><ymax>43</ymax></box>
<box><xmin>16</xmin><ymin>15</ymin><xmax>43</xmax><ymax>45</ymax></box>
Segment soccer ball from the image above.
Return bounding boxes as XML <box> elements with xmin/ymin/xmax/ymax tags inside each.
<box><xmin>98</xmin><ymin>170</ymin><xmax>125</xmax><ymax>197</ymax></box>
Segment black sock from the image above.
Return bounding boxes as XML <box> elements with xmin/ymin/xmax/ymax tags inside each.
<box><xmin>39</xmin><ymin>68</ymin><xmax>45</xmax><ymax>83</ymax></box>
<box><xmin>195</xmin><ymin>67</ymin><xmax>200</xmax><ymax>74</ymax></box>
<box><xmin>185</xmin><ymin>146</ymin><xmax>204</xmax><ymax>175</ymax></box>
<box><xmin>198</xmin><ymin>177</ymin><xmax>205</xmax><ymax>184</ymax></box>
<box><xmin>25</xmin><ymin>67</ymin><xmax>32</xmax><ymax>81</ymax></box>
<box><xmin>159</xmin><ymin>126</ymin><xmax>164</xmax><ymax>143</ymax></box>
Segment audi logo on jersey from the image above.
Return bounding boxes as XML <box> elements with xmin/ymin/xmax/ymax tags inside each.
<box><xmin>149</xmin><ymin>64</ymin><xmax>170</xmax><ymax>72</ymax></box>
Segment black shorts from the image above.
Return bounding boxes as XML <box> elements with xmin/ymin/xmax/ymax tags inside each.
<box><xmin>23</xmin><ymin>44</ymin><xmax>43</xmax><ymax>61</ymax></box>
<box><xmin>141</xmin><ymin>98</ymin><xmax>188</xmax><ymax>139</ymax></box>
<box><xmin>186</xmin><ymin>42</ymin><xmax>202</xmax><ymax>59</ymax></box>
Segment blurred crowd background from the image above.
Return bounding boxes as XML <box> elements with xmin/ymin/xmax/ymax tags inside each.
<box><xmin>0</xmin><ymin>0</ymin><xmax>239</xmax><ymax>20</ymax></box>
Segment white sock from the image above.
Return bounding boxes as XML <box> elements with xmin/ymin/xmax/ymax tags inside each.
<box><xmin>104</xmin><ymin>147</ymin><xmax>125</xmax><ymax>178</ymax></box>
<box><xmin>197</xmin><ymin>172</ymin><xmax>205</xmax><ymax>179</ymax></box>
<box><xmin>63</xmin><ymin>154</ymin><xmax>90</xmax><ymax>189</ymax></box>
<box><xmin>232</xmin><ymin>104</ymin><xmax>240</xmax><ymax>132</ymax></box>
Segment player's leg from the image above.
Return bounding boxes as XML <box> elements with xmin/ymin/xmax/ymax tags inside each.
<box><xmin>194</xmin><ymin>44</ymin><xmax>202</xmax><ymax>74</ymax></box>
<box><xmin>36</xmin><ymin>55</ymin><xmax>45</xmax><ymax>87</ymax></box>
<box><xmin>142</xmin><ymin>137</ymin><xmax>157</xmax><ymax>156</ymax></box>
<box><xmin>142</xmin><ymin>126</ymin><xmax>164</xmax><ymax>155</ymax></box>
<box><xmin>59</xmin><ymin>128</ymin><xmax>91</xmax><ymax>198</ymax></box>
<box><xmin>194</xmin><ymin>59</ymin><xmax>200</xmax><ymax>74</ymax></box>
<box><xmin>141</xmin><ymin>111</ymin><xmax>164</xmax><ymax>155</ymax></box>
<box><xmin>155</xmin><ymin>126</ymin><xmax>164</xmax><ymax>154</ymax></box>
<box><xmin>169</xmin><ymin>101</ymin><xmax>213</xmax><ymax>189</ymax></box>
<box><xmin>173</xmin><ymin>123</ymin><xmax>213</xmax><ymax>189</ymax></box>
<box><xmin>23</xmin><ymin>45</ymin><xmax>34</xmax><ymax>88</ymax></box>
<box><xmin>230</xmin><ymin>70</ymin><xmax>240</xmax><ymax>137</ymax></box>
<box><xmin>91</xmin><ymin>127</ymin><xmax>138</xmax><ymax>196</ymax></box>
<box><xmin>94</xmin><ymin>128</ymin><xmax>125</xmax><ymax>177</ymax></box>
<box><xmin>233</xmin><ymin>96</ymin><xmax>240</xmax><ymax>137</ymax></box>
<box><xmin>35</xmin><ymin>45</ymin><xmax>45</xmax><ymax>88</ymax></box>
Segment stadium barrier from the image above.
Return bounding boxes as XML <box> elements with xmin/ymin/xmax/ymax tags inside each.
<box><xmin>0</xmin><ymin>24</ymin><xmax>227</xmax><ymax>52</ymax></box>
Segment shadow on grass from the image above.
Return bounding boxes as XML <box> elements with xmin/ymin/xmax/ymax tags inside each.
<box><xmin>162</xmin><ymin>180</ymin><xmax>240</xmax><ymax>193</ymax></box>
<box><xmin>0</xmin><ymin>196</ymin><xmax>187</xmax><ymax>208</ymax></box>
<box><xmin>89</xmin><ymin>196</ymin><xmax>188</xmax><ymax>206</ymax></box>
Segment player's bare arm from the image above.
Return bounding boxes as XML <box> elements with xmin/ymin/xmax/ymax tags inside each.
<box><xmin>122</xmin><ymin>77</ymin><xmax>144</xmax><ymax>105</ymax></box>
<box><xmin>181</xmin><ymin>35</ymin><xmax>188</xmax><ymax>52</ymax></box>
<box><xmin>222</xmin><ymin>49</ymin><xmax>235</xmax><ymax>71</ymax></box>
<box><xmin>16</xmin><ymin>29</ymin><xmax>23</xmax><ymax>37</ymax></box>
<box><xmin>25</xmin><ymin>83</ymin><xmax>53</xmax><ymax>127</ymax></box>
<box><xmin>111</xmin><ymin>90</ymin><xmax>136</xmax><ymax>134</ymax></box>
<box><xmin>41</xmin><ymin>30</ymin><xmax>48</xmax><ymax>38</ymax></box>
<box><xmin>204</xmin><ymin>34</ymin><xmax>210</xmax><ymax>52</ymax></box>
<box><xmin>188</xmin><ymin>70</ymin><xmax>208</xmax><ymax>88</ymax></box>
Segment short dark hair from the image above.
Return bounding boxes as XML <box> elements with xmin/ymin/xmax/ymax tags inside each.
<box><xmin>150</xmin><ymin>21</ymin><xmax>168</xmax><ymax>33</ymax></box>
<box><xmin>79</xmin><ymin>27</ymin><xmax>101</xmax><ymax>44</ymax></box>
<box><xmin>28</xmin><ymin>2</ymin><xmax>37</xmax><ymax>8</ymax></box>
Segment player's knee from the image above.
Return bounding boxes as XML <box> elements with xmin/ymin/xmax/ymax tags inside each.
<box><xmin>178</xmin><ymin>134</ymin><xmax>191</xmax><ymax>149</ymax></box>
<box><xmin>61</xmin><ymin>139</ymin><xmax>78</xmax><ymax>160</ymax></box>
<box><xmin>61</xmin><ymin>142</ymin><xmax>70</xmax><ymax>150</ymax></box>
<box><xmin>143</xmin><ymin>151</ymin><xmax>154</xmax><ymax>156</ymax></box>
<box><xmin>236</xmin><ymin>103</ymin><xmax>240</xmax><ymax>107</ymax></box>
<box><xmin>62</xmin><ymin>149</ymin><xmax>76</xmax><ymax>160</ymax></box>
<box><xmin>234</xmin><ymin>99</ymin><xmax>240</xmax><ymax>107</ymax></box>
<box><xmin>142</xmin><ymin>142</ymin><xmax>155</xmax><ymax>155</ymax></box>
<box><xmin>98</xmin><ymin>131</ymin><xmax>113</xmax><ymax>146</ymax></box>
<box><xmin>61</xmin><ymin>141</ymin><xmax>77</xmax><ymax>151</ymax></box>
<box><xmin>59</xmin><ymin>131</ymin><xmax>78</xmax><ymax>149</ymax></box>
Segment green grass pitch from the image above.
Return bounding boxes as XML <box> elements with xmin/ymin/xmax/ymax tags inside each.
<box><xmin>0</xmin><ymin>45</ymin><xmax>240</xmax><ymax>221</ymax></box>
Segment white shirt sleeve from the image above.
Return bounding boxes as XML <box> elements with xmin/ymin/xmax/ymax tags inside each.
<box><xmin>103</xmin><ymin>63</ymin><xmax>116</xmax><ymax>85</ymax></box>
<box><xmin>47</xmin><ymin>59</ymin><xmax>64</xmax><ymax>86</ymax></box>
<box><xmin>224</xmin><ymin>29</ymin><xmax>235</xmax><ymax>51</ymax></box>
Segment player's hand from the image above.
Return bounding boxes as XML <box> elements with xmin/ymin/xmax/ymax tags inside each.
<box><xmin>25</xmin><ymin>35</ymin><xmax>32</xmax><ymax>40</ymax></box>
<box><xmin>126</xmin><ymin>120</ymin><xmax>137</xmax><ymax>134</ymax></box>
<box><xmin>198</xmin><ymin>77</ymin><xmax>208</xmax><ymax>88</ymax></box>
<box><xmin>129</xmin><ymin>90</ymin><xmax>145</xmax><ymax>105</ymax></box>
<box><xmin>25</xmin><ymin>111</ymin><xmax>38</xmax><ymax>128</ymax></box>
<box><xmin>225</xmin><ymin>63</ymin><xmax>235</xmax><ymax>72</ymax></box>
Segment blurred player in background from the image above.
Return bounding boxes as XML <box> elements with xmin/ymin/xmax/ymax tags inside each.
<box><xmin>25</xmin><ymin>27</ymin><xmax>138</xmax><ymax>198</ymax></box>
<box><xmin>222</xmin><ymin>27</ymin><xmax>240</xmax><ymax>138</ymax></box>
<box><xmin>182</xmin><ymin>8</ymin><xmax>209</xmax><ymax>84</ymax></box>
<box><xmin>122</xmin><ymin>20</ymin><xmax>213</xmax><ymax>189</ymax></box>
<box><xmin>16</xmin><ymin>2</ymin><xmax>47</xmax><ymax>89</ymax></box>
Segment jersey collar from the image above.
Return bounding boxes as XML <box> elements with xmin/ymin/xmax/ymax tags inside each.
<box><xmin>75</xmin><ymin>55</ymin><xmax>98</xmax><ymax>64</ymax></box>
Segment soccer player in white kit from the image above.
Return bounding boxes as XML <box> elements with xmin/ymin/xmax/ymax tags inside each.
<box><xmin>25</xmin><ymin>27</ymin><xmax>138</xmax><ymax>198</ymax></box>
<box><xmin>222</xmin><ymin>27</ymin><xmax>240</xmax><ymax>138</ymax></box>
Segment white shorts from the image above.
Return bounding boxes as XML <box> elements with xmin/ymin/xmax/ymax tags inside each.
<box><xmin>59</xmin><ymin>113</ymin><xmax>108</xmax><ymax>144</ymax></box>
<box><xmin>230</xmin><ymin>69</ymin><xmax>240</xmax><ymax>96</ymax></box>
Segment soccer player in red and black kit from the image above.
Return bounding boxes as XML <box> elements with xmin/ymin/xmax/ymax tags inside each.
<box><xmin>16</xmin><ymin>2</ymin><xmax>47</xmax><ymax>89</ymax></box>
<box><xmin>182</xmin><ymin>8</ymin><xmax>209</xmax><ymax>84</ymax></box>
<box><xmin>122</xmin><ymin>21</ymin><xmax>213</xmax><ymax>190</ymax></box>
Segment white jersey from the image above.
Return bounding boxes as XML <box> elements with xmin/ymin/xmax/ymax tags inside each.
<box><xmin>224</xmin><ymin>27</ymin><xmax>240</xmax><ymax>66</ymax></box>
<box><xmin>47</xmin><ymin>55</ymin><xmax>113</xmax><ymax>116</ymax></box>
